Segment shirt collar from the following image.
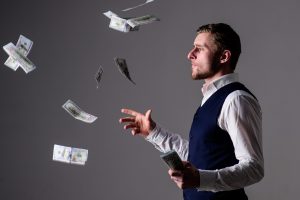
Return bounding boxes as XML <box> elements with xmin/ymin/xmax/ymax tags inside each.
<box><xmin>201</xmin><ymin>73</ymin><xmax>239</xmax><ymax>105</ymax></box>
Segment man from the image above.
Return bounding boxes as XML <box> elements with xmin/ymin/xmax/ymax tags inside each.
<box><xmin>119</xmin><ymin>23</ymin><xmax>264</xmax><ymax>200</ymax></box>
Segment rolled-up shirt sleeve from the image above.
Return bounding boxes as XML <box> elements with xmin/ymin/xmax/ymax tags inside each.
<box><xmin>145</xmin><ymin>124</ymin><xmax>189</xmax><ymax>161</ymax></box>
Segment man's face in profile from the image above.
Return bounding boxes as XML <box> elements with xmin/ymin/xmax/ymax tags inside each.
<box><xmin>187</xmin><ymin>32</ymin><xmax>221</xmax><ymax>80</ymax></box>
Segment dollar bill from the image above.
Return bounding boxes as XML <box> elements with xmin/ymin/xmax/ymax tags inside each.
<box><xmin>122</xmin><ymin>0</ymin><xmax>155</xmax><ymax>12</ymax></box>
<box><xmin>70</xmin><ymin>147</ymin><xmax>88</xmax><ymax>165</ymax></box>
<box><xmin>109</xmin><ymin>15</ymin><xmax>131</xmax><ymax>33</ymax></box>
<box><xmin>114</xmin><ymin>58</ymin><xmax>136</xmax><ymax>85</ymax></box>
<box><xmin>53</xmin><ymin>144</ymin><xmax>72</xmax><ymax>163</ymax></box>
<box><xmin>4</xmin><ymin>35</ymin><xmax>33</xmax><ymax>71</ymax></box>
<box><xmin>103</xmin><ymin>10</ymin><xmax>118</xmax><ymax>19</ymax></box>
<box><xmin>160</xmin><ymin>150</ymin><xmax>184</xmax><ymax>170</ymax></box>
<box><xmin>3</xmin><ymin>43</ymin><xmax>36</xmax><ymax>74</ymax></box>
<box><xmin>103</xmin><ymin>11</ymin><xmax>130</xmax><ymax>32</ymax></box>
<box><xmin>17</xmin><ymin>35</ymin><xmax>33</xmax><ymax>56</ymax></box>
<box><xmin>127</xmin><ymin>15</ymin><xmax>159</xmax><ymax>28</ymax></box>
<box><xmin>95</xmin><ymin>66</ymin><xmax>104</xmax><ymax>89</ymax></box>
<box><xmin>103</xmin><ymin>10</ymin><xmax>157</xmax><ymax>33</ymax></box>
<box><xmin>53</xmin><ymin>144</ymin><xmax>88</xmax><ymax>165</ymax></box>
<box><xmin>62</xmin><ymin>99</ymin><xmax>97</xmax><ymax>123</ymax></box>
<box><xmin>4</xmin><ymin>57</ymin><xmax>19</xmax><ymax>71</ymax></box>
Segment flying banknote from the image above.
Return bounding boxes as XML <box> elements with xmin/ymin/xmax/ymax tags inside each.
<box><xmin>103</xmin><ymin>11</ymin><xmax>159</xmax><ymax>33</ymax></box>
<box><xmin>62</xmin><ymin>99</ymin><xmax>98</xmax><ymax>123</ymax></box>
<box><xmin>3</xmin><ymin>35</ymin><xmax>36</xmax><ymax>73</ymax></box>
<box><xmin>114</xmin><ymin>57</ymin><xmax>136</xmax><ymax>85</ymax></box>
<box><xmin>53</xmin><ymin>144</ymin><xmax>88</xmax><ymax>165</ymax></box>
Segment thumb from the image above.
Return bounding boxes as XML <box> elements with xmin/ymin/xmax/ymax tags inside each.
<box><xmin>145</xmin><ymin>109</ymin><xmax>152</xmax><ymax>120</ymax></box>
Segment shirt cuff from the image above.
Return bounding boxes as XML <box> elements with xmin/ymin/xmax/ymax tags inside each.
<box><xmin>145</xmin><ymin>124</ymin><xmax>168</xmax><ymax>143</ymax></box>
<box><xmin>197</xmin><ymin>169</ymin><xmax>217</xmax><ymax>191</ymax></box>
<box><xmin>145</xmin><ymin>124</ymin><xmax>159</xmax><ymax>141</ymax></box>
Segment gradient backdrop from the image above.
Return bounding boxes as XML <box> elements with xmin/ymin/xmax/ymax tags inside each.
<box><xmin>0</xmin><ymin>0</ymin><xmax>299</xmax><ymax>199</ymax></box>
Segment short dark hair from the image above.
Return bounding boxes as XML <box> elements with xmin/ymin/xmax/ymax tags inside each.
<box><xmin>197</xmin><ymin>23</ymin><xmax>241</xmax><ymax>70</ymax></box>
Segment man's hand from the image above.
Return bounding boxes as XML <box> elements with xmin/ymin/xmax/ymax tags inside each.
<box><xmin>168</xmin><ymin>161</ymin><xmax>200</xmax><ymax>189</ymax></box>
<box><xmin>119</xmin><ymin>108</ymin><xmax>156</xmax><ymax>137</ymax></box>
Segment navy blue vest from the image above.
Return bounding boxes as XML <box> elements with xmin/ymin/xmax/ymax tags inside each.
<box><xmin>184</xmin><ymin>82</ymin><xmax>256</xmax><ymax>200</ymax></box>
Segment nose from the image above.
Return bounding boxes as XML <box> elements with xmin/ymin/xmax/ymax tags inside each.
<box><xmin>187</xmin><ymin>48</ymin><xmax>196</xmax><ymax>60</ymax></box>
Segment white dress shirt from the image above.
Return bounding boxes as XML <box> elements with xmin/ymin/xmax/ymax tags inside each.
<box><xmin>145</xmin><ymin>73</ymin><xmax>264</xmax><ymax>192</ymax></box>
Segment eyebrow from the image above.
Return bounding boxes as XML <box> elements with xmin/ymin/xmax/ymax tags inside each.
<box><xmin>194</xmin><ymin>44</ymin><xmax>208</xmax><ymax>48</ymax></box>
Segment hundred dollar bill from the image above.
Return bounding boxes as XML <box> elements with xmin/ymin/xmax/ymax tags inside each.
<box><xmin>70</xmin><ymin>147</ymin><xmax>88</xmax><ymax>165</ymax></box>
<box><xmin>103</xmin><ymin>10</ymin><xmax>156</xmax><ymax>33</ymax></box>
<box><xmin>3</xmin><ymin>43</ymin><xmax>36</xmax><ymax>73</ymax></box>
<box><xmin>53</xmin><ymin>144</ymin><xmax>72</xmax><ymax>163</ymax></box>
<box><xmin>122</xmin><ymin>0</ymin><xmax>155</xmax><ymax>12</ymax></box>
<box><xmin>4</xmin><ymin>35</ymin><xmax>34</xmax><ymax>72</ymax></box>
<box><xmin>95</xmin><ymin>65</ymin><xmax>104</xmax><ymax>89</ymax></box>
<box><xmin>4</xmin><ymin>35</ymin><xmax>33</xmax><ymax>71</ymax></box>
<box><xmin>53</xmin><ymin>144</ymin><xmax>88</xmax><ymax>165</ymax></box>
<box><xmin>103</xmin><ymin>11</ymin><xmax>129</xmax><ymax>32</ymax></box>
<box><xmin>109</xmin><ymin>15</ymin><xmax>131</xmax><ymax>33</ymax></box>
<box><xmin>17</xmin><ymin>35</ymin><xmax>33</xmax><ymax>56</ymax></box>
<box><xmin>62</xmin><ymin>99</ymin><xmax>97</xmax><ymax>123</ymax></box>
<box><xmin>114</xmin><ymin>57</ymin><xmax>136</xmax><ymax>85</ymax></box>
<box><xmin>127</xmin><ymin>15</ymin><xmax>159</xmax><ymax>28</ymax></box>
<box><xmin>4</xmin><ymin>57</ymin><xmax>19</xmax><ymax>71</ymax></box>
<box><xmin>103</xmin><ymin>10</ymin><xmax>118</xmax><ymax>19</ymax></box>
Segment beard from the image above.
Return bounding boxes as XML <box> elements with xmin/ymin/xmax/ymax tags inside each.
<box><xmin>191</xmin><ymin>54</ymin><xmax>221</xmax><ymax>80</ymax></box>
<box><xmin>192</xmin><ymin>69</ymin><xmax>216</xmax><ymax>80</ymax></box>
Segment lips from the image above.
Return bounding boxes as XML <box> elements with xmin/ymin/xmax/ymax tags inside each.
<box><xmin>191</xmin><ymin>62</ymin><xmax>197</xmax><ymax>66</ymax></box>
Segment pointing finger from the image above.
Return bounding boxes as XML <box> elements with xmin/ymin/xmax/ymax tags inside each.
<box><xmin>121</xmin><ymin>108</ymin><xmax>140</xmax><ymax>117</ymax></box>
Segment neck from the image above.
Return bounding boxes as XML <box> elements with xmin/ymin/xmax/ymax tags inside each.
<box><xmin>204</xmin><ymin>71</ymin><xmax>233</xmax><ymax>84</ymax></box>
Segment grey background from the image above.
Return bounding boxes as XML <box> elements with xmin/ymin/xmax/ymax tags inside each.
<box><xmin>0</xmin><ymin>0</ymin><xmax>299</xmax><ymax>199</ymax></box>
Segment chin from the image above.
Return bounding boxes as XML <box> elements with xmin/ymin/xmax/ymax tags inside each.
<box><xmin>192</xmin><ymin>72</ymin><xmax>210</xmax><ymax>80</ymax></box>
<box><xmin>191</xmin><ymin>70</ymin><xmax>200</xmax><ymax>80</ymax></box>
<box><xmin>191</xmin><ymin>74</ymin><xmax>201</xmax><ymax>80</ymax></box>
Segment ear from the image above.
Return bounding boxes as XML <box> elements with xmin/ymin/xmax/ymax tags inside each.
<box><xmin>220</xmin><ymin>50</ymin><xmax>231</xmax><ymax>64</ymax></box>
